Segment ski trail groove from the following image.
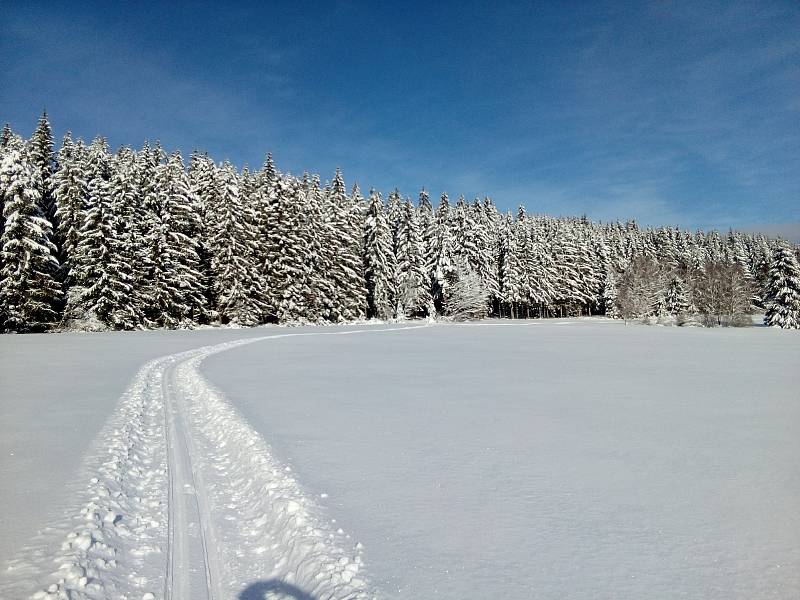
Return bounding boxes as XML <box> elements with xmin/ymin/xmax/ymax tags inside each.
<box><xmin>10</xmin><ymin>324</ymin><xmax>425</xmax><ymax>600</ymax></box>
<box><xmin>163</xmin><ymin>357</ymin><xmax>220</xmax><ymax>600</ymax></box>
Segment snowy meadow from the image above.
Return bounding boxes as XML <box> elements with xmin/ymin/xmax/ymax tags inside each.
<box><xmin>1</xmin><ymin>319</ymin><xmax>798</xmax><ymax>599</ymax></box>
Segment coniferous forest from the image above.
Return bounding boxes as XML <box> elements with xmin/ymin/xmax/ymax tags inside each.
<box><xmin>1</xmin><ymin>113</ymin><xmax>799</xmax><ymax>333</ymax></box>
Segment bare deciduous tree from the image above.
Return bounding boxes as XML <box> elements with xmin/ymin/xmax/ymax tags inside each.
<box><xmin>444</xmin><ymin>262</ymin><xmax>489</xmax><ymax>321</ymax></box>
<box><xmin>692</xmin><ymin>262</ymin><xmax>753</xmax><ymax>326</ymax></box>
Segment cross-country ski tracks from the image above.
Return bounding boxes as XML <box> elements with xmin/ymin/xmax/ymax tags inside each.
<box><xmin>7</xmin><ymin>325</ymin><xmax>425</xmax><ymax>599</ymax></box>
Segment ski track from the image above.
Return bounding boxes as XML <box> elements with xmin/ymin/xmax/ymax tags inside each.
<box><xmin>3</xmin><ymin>325</ymin><xmax>426</xmax><ymax>600</ymax></box>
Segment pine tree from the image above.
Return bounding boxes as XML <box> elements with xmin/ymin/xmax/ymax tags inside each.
<box><xmin>0</xmin><ymin>143</ymin><xmax>61</xmax><ymax>331</ymax></box>
<box><xmin>363</xmin><ymin>189</ymin><xmax>394</xmax><ymax>319</ymax></box>
<box><xmin>764</xmin><ymin>243</ymin><xmax>800</xmax><ymax>329</ymax></box>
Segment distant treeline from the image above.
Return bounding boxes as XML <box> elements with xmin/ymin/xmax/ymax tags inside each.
<box><xmin>1</xmin><ymin>113</ymin><xmax>799</xmax><ymax>332</ymax></box>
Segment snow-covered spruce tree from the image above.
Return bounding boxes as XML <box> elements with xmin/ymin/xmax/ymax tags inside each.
<box><xmin>277</xmin><ymin>176</ymin><xmax>317</xmax><ymax>323</ymax></box>
<box><xmin>499</xmin><ymin>213</ymin><xmax>525</xmax><ymax>318</ymax></box>
<box><xmin>211</xmin><ymin>162</ymin><xmax>264</xmax><ymax>325</ymax></box>
<box><xmin>327</xmin><ymin>168</ymin><xmax>367</xmax><ymax>321</ymax></box>
<box><xmin>27</xmin><ymin>111</ymin><xmax>56</xmax><ymax>222</ymax></box>
<box><xmin>303</xmin><ymin>173</ymin><xmax>337</xmax><ymax>321</ymax></box>
<box><xmin>67</xmin><ymin>138</ymin><xmax>138</xmax><ymax>329</ymax></box>
<box><xmin>429</xmin><ymin>192</ymin><xmax>455</xmax><ymax>311</ymax></box>
<box><xmin>0</xmin><ymin>124</ymin><xmax>12</xmax><ymax>149</ymax></box>
<box><xmin>417</xmin><ymin>189</ymin><xmax>435</xmax><ymax>284</ymax></box>
<box><xmin>451</xmin><ymin>196</ymin><xmax>492</xmax><ymax>302</ymax></box>
<box><xmin>474</xmin><ymin>197</ymin><xmax>501</xmax><ymax>308</ymax></box>
<box><xmin>53</xmin><ymin>133</ymin><xmax>88</xmax><ymax>282</ymax></box>
<box><xmin>602</xmin><ymin>269</ymin><xmax>621</xmax><ymax>318</ymax></box>
<box><xmin>144</xmin><ymin>152</ymin><xmax>207</xmax><ymax>327</ymax></box>
<box><xmin>363</xmin><ymin>189</ymin><xmax>395</xmax><ymax>319</ymax></box>
<box><xmin>0</xmin><ymin>141</ymin><xmax>61</xmax><ymax>332</ymax></box>
<box><xmin>263</xmin><ymin>171</ymin><xmax>293</xmax><ymax>320</ymax></box>
<box><xmin>663</xmin><ymin>275</ymin><xmax>690</xmax><ymax>317</ymax></box>
<box><xmin>763</xmin><ymin>243</ymin><xmax>800</xmax><ymax>329</ymax></box>
<box><xmin>240</xmin><ymin>166</ymin><xmax>270</xmax><ymax>317</ymax></box>
<box><xmin>252</xmin><ymin>153</ymin><xmax>277</xmax><ymax>314</ymax></box>
<box><xmin>108</xmin><ymin>147</ymin><xmax>144</xmax><ymax>327</ymax></box>
<box><xmin>188</xmin><ymin>152</ymin><xmax>221</xmax><ymax>318</ymax></box>
<box><xmin>131</xmin><ymin>141</ymin><xmax>168</xmax><ymax>319</ymax></box>
<box><xmin>444</xmin><ymin>259</ymin><xmax>488</xmax><ymax>321</ymax></box>
<box><xmin>524</xmin><ymin>219</ymin><xmax>557</xmax><ymax>315</ymax></box>
<box><xmin>395</xmin><ymin>197</ymin><xmax>431</xmax><ymax>317</ymax></box>
<box><xmin>386</xmin><ymin>188</ymin><xmax>403</xmax><ymax>250</ymax></box>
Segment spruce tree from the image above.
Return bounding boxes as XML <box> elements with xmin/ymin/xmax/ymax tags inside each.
<box><xmin>146</xmin><ymin>152</ymin><xmax>207</xmax><ymax>327</ymax></box>
<box><xmin>304</xmin><ymin>173</ymin><xmax>337</xmax><ymax>321</ymax></box>
<box><xmin>327</xmin><ymin>168</ymin><xmax>367</xmax><ymax>321</ymax></box>
<box><xmin>53</xmin><ymin>133</ymin><xmax>88</xmax><ymax>282</ymax></box>
<box><xmin>664</xmin><ymin>275</ymin><xmax>690</xmax><ymax>316</ymax></box>
<box><xmin>253</xmin><ymin>153</ymin><xmax>278</xmax><ymax>314</ymax></box>
<box><xmin>211</xmin><ymin>162</ymin><xmax>264</xmax><ymax>325</ymax></box>
<box><xmin>268</xmin><ymin>176</ymin><xmax>314</xmax><ymax>323</ymax></box>
<box><xmin>68</xmin><ymin>138</ymin><xmax>138</xmax><ymax>329</ymax></box>
<box><xmin>430</xmin><ymin>192</ymin><xmax>454</xmax><ymax>310</ymax></box>
<box><xmin>417</xmin><ymin>189</ymin><xmax>435</xmax><ymax>290</ymax></box>
<box><xmin>28</xmin><ymin>111</ymin><xmax>55</xmax><ymax>221</ymax></box>
<box><xmin>188</xmin><ymin>152</ymin><xmax>221</xmax><ymax>317</ymax></box>
<box><xmin>0</xmin><ymin>124</ymin><xmax>12</xmax><ymax>149</ymax></box>
<box><xmin>602</xmin><ymin>270</ymin><xmax>620</xmax><ymax>318</ymax></box>
<box><xmin>395</xmin><ymin>197</ymin><xmax>431</xmax><ymax>317</ymax></box>
<box><xmin>499</xmin><ymin>213</ymin><xmax>525</xmax><ymax>318</ymax></box>
<box><xmin>764</xmin><ymin>243</ymin><xmax>800</xmax><ymax>329</ymax></box>
<box><xmin>363</xmin><ymin>189</ymin><xmax>394</xmax><ymax>319</ymax></box>
<box><xmin>108</xmin><ymin>147</ymin><xmax>144</xmax><ymax>327</ymax></box>
<box><xmin>0</xmin><ymin>143</ymin><xmax>61</xmax><ymax>331</ymax></box>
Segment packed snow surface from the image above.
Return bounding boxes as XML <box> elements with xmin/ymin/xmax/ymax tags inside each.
<box><xmin>1</xmin><ymin>319</ymin><xmax>799</xmax><ymax>599</ymax></box>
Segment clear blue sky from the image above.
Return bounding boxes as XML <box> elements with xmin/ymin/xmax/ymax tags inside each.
<box><xmin>2</xmin><ymin>1</ymin><xmax>798</xmax><ymax>237</ymax></box>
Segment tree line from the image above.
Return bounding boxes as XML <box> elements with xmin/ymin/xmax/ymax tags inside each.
<box><xmin>1</xmin><ymin>113</ymin><xmax>799</xmax><ymax>333</ymax></box>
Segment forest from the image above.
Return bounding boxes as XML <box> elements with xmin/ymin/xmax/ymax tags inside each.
<box><xmin>1</xmin><ymin>113</ymin><xmax>799</xmax><ymax>333</ymax></box>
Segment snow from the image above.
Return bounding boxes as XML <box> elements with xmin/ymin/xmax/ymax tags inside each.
<box><xmin>1</xmin><ymin>319</ymin><xmax>798</xmax><ymax>599</ymax></box>
<box><xmin>201</xmin><ymin>319</ymin><xmax>800</xmax><ymax>599</ymax></box>
<box><xmin>0</xmin><ymin>327</ymin><xmax>272</xmax><ymax>572</ymax></box>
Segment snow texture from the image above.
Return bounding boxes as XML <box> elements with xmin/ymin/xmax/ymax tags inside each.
<box><xmin>1</xmin><ymin>320</ymin><xmax>799</xmax><ymax>599</ymax></box>
<box><xmin>201</xmin><ymin>319</ymin><xmax>800</xmax><ymax>599</ymax></box>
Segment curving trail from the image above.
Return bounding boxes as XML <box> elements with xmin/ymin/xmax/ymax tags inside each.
<box><xmin>4</xmin><ymin>324</ymin><xmax>425</xmax><ymax>600</ymax></box>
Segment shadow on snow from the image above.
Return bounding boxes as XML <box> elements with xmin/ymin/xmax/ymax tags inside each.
<box><xmin>239</xmin><ymin>580</ymin><xmax>317</xmax><ymax>600</ymax></box>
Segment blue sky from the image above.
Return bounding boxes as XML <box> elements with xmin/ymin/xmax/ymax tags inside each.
<box><xmin>1</xmin><ymin>1</ymin><xmax>798</xmax><ymax>237</ymax></box>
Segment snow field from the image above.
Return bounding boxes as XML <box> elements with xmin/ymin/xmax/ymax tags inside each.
<box><xmin>202</xmin><ymin>319</ymin><xmax>800</xmax><ymax>599</ymax></box>
<box><xmin>2</xmin><ymin>325</ymin><xmax>423</xmax><ymax>599</ymax></box>
<box><xmin>1</xmin><ymin>320</ymin><xmax>798</xmax><ymax>599</ymax></box>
